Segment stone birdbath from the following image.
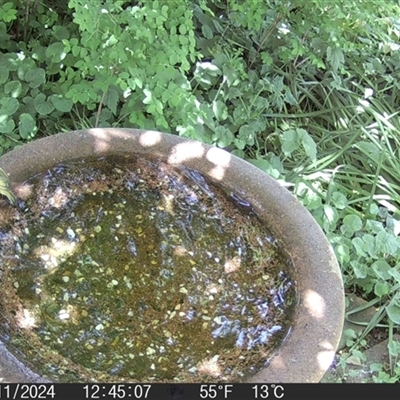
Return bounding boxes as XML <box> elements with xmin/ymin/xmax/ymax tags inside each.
<box><xmin>0</xmin><ymin>128</ymin><xmax>344</xmax><ymax>383</ymax></box>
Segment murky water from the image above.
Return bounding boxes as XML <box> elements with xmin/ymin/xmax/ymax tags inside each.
<box><xmin>0</xmin><ymin>156</ymin><xmax>296</xmax><ymax>382</ymax></box>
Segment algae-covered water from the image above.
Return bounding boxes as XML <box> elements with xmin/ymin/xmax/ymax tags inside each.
<box><xmin>0</xmin><ymin>156</ymin><xmax>296</xmax><ymax>382</ymax></box>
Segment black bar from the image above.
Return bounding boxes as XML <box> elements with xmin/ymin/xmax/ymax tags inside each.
<box><xmin>0</xmin><ymin>383</ymin><xmax>397</xmax><ymax>400</ymax></box>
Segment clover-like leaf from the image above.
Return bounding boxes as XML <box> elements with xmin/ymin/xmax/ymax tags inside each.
<box><xmin>25</xmin><ymin>68</ymin><xmax>46</xmax><ymax>88</ymax></box>
<box><xmin>49</xmin><ymin>95</ymin><xmax>73</xmax><ymax>112</ymax></box>
<box><xmin>18</xmin><ymin>113</ymin><xmax>36</xmax><ymax>139</ymax></box>
<box><xmin>33</xmin><ymin>93</ymin><xmax>55</xmax><ymax>115</ymax></box>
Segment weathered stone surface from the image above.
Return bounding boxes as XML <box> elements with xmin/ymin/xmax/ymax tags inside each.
<box><xmin>0</xmin><ymin>128</ymin><xmax>345</xmax><ymax>383</ymax></box>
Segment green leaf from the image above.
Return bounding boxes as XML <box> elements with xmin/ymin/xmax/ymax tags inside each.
<box><xmin>33</xmin><ymin>93</ymin><xmax>55</xmax><ymax>115</ymax></box>
<box><xmin>46</xmin><ymin>42</ymin><xmax>67</xmax><ymax>63</ymax></box>
<box><xmin>323</xmin><ymin>204</ymin><xmax>338</xmax><ymax>224</ymax></box>
<box><xmin>356</xmin><ymin>141</ymin><xmax>381</xmax><ymax>163</ymax></box>
<box><xmin>305</xmin><ymin>195</ymin><xmax>322</xmax><ymax>210</ymax></box>
<box><xmin>179</xmin><ymin>24</ymin><xmax>187</xmax><ymax>35</ymax></box>
<box><xmin>369</xmin><ymin>203</ymin><xmax>379</xmax><ymax>215</ymax></box>
<box><xmin>375</xmin><ymin>230</ymin><xmax>398</xmax><ymax>255</ymax></box>
<box><xmin>212</xmin><ymin>126</ymin><xmax>234</xmax><ymax>147</ymax></box>
<box><xmin>377</xmin><ymin>282</ymin><xmax>392</xmax><ymax>304</ymax></box>
<box><xmin>297</xmin><ymin>128</ymin><xmax>317</xmax><ymax>162</ymax></box>
<box><xmin>0</xmin><ymin>66</ymin><xmax>9</xmax><ymax>84</ymax></box>
<box><xmin>281</xmin><ymin>129</ymin><xmax>299</xmax><ymax>156</ymax></box>
<box><xmin>0</xmin><ymin>97</ymin><xmax>19</xmax><ymax>116</ymax></box>
<box><xmin>169</xmin><ymin>53</ymin><xmax>179</xmax><ymax>65</ymax></box>
<box><xmin>236</xmin><ymin>125</ymin><xmax>255</xmax><ymax>148</ymax></box>
<box><xmin>331</xmin><ymin>191</ymin><xmax>348</xmax><ymax>209</ymax></box>
<box><xmin>372</xmin><ymin>260</ymin><xmax>392</xmax><ymax>280</ymax></box>
<box><xmin>143</xmin><ymin>88</ymin><xmax>152</xmax><ymax>105</ymax></box>
<box><xmin>351</xmin><ymin>260</ymin><xmax>368</xmax><ymax>279</ymax></box>
<box><xmin>18</xmin><ymin>113</ymin><xmax>36</xmax><ymax>139</ymax></box>
<box><xmin>212</xmin><ymin>100</ymin><xmax>228</xmax><ymax>121</ymax></box>
<box><xmin>387</xmin><ymin>303</ymin><xmax>400</xmax><ymax>325</ymax></box>
<box><xmin>4</xmin><ymin>81</ymin><xmax>22</xmax><ymax>97</ymax></box>
<box><xmin>0</xmin><ymin>116</ymin><xmax>15</xmax><ymax>133</ymax></box>
<box><xmin>104</xmin><ymin>34</ymin><xmax>118</xmax><ymax>47</ymax></box>
<box><xmin>25</xmin><ymin>68</ymin><xmax>46</xmax><ymax>88</ymax></box>
<box><xmin>104</xmin><ymin>86</ymin><xmax>119</xmax><ymax>115</ymax></box>
<box><xmin>0</xmin><ymin>53</ymin><xmax>19</xmax><ymax>71</ymax></box>
<box><xmin>53</xmin><ymin>26</ymin><xmax>70</xmax><ymax>41</ymax></box>
<box><xmin>335</xmin><ymin>243</ymin><xmax>350</xmax><ymax>264</ymax></box>
<box><xmin>0</xmin><ymin>2</ymin><xmax>17</xmax><ymax>23</ymax></box>
<box><xmin>49</xmin><ymin>95</ymin><xmax>73</xmax><ymax>112</ymax></box>
<box><xmin>202</xmin><ymin>24</ymin><xmax>213</xmax><ymax>39</ymax></box>
<box><xmin>352</xmin><ymin>237</ymin><xmax>368</xmax><ymax>257</ymax></box>
<box><xmin>388</xmin><ymin>267</ymin><xmax>400</xmax><ymax>281</ymax></box>
<box><xmin>342</xmin><ymin>214</ymin><xmax>363</xmax><ymax>234</ymax></box>
<box><xmin>327</xmin><ymin>46</ymin><xmax>345</xmax><ymax>72</ymax></box>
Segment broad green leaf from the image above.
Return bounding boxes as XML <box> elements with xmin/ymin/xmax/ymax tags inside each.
<box><xmin>202</xmin><ymin>24</ymin><xmax>213</xmax><ymax>39</ymax></box>
<box><xmin>327</xmin><ymin>46</ymin><xmax>344</xmax><ymax>72</ymax></box>
<box><xmin>104</xmin><ymin>34</ymin><xmax>118</xmax><ymax>47</ymax></box>
<box><xmin>298</xmin><ymin>128</ymin><xmax>317</xmax><ymax>162</ymax></box>
<box><xmin>33</xmin><ymin>93</ymin><xmax>54</xmax><ymax>115</ymax></box>
<box><xmin>369</xmin><ymin>203</ymin><xmax>379</xmax><ymax>215</ymax></box>
<box><xmin>0</xmin><ymin>52</ymin><xmax>19</xmax><ymax>71</ymax></box>
<box><xmin>0</xmin><ymin>66</ymin><xmax>9</xmax><ymax>84</ymax></box>
<box><xmin>236</xmin><ymin>125</ymin><xmax>255</xmax><ymax>147</ymax></box>
<box><xmin>53</xmin><ymin>25</ymin><xmax>70</xmax><ymax>41</ymax></box>
<box><xmin>179</xmin><ymin>24</ymin><xmax>187</xmax><ymax>35</ymax></box>
<box><xmin>284</xmin><ymin>90</ymin><xmax>297</xmax><ymax>105</ymax></box>
<box><xmin>374</xmin><ymin>282</ymin><xmax>389</xmax><ymax>297</ymax></box>
<box><xmin>375</xmin><ymin>230</ymin><xmax>398</xmax><ymax>255</ymax></box>
<box><xmin>281</xmin><ymin>129</ymin><xmax>299</xmax><ymax>156</ymax></box>
<box><xmin>387</xmin><ymin>303</ymin><xmax>400</xmax><ymax>325</ymax></box>
<box><xmin>46</xmin><ymin>42</ymin><xmax>67</xmax><ymax>63</ymax></box>
<box><xmin>104</xmin><ymin>86</ymin><xmax>119</xmax><ymax>115</ymax></box>
<box><xmin>372</xmin><ymin>260</ymin><xmax>392</xmax><ymax>280</ymax></box>
<box><xmin>212</xmin><ymin>100</ymin><xmax>228</xmax><ymax>121</ymax></box>
<box><xmin>49</xmin><ymin>95</ymin><xmax>73</xmax><ymax>112</ymax></box>
<box><xmin>388</xmin><ymin>267</ymin><xmax>400</xmax><ymax>281</ymax></box>
<box><xmin>366</xmin><ymin>219</ymin><xmax>384</xmax><ymax>234</ymax></box>
<box><xmin>161</xmin><ymin>5</ymin><xmax>168</xmax><ymax>17</ymax></box>
<box><xmin>334</xmin><ymin>243</ymin><xmax>350</xmax><ymax>264</ymax></box>
<box><xmin>342</xmin><ymin>214</ymin><xmax>363</xmax><ymax>233</ymax></box>
<box><xmin>388</xmin><ymin>340</ymin><xmax>400</xmax><ymax>357</ymax></box>
<box><xmin>331</xmin><ymin>191</ymin><xmax>348</xmax><ymax>209</ymax></box>
<box><xmin>17</xmin><ymin>58</ymin><xmax>36</xmax><ymax>80</ymax></box>
<box><xmin>25</xmin><ymin>68</ymin><xmax>46</xmax><ymax>88</ymax></box>
<box><xmin>350</xmin><ymin>260</ymin><xmax>368</xmax><ymax>279</ymax></box>
<box><xmin>0</xmin><ymin>116</ymin><xmax>15</xmax><ymax>133</ymax></box>
<box><xmin>0</xmin><ymin>97</ymin><xmax>19</xmax><ymax>116</ymax></box>
<box><xmin>154</xmin><ymin>99</ymin><xmax>163</xmax><ymax>114</ymax></box>
<box><xmin>362</xmin><ymin>233</ymin><xmax>377</xmax><ymax>257</ymax></box>
<box><xmin>356</xmin><ymin>141</ymin><xmax>381</xmax><ymax>163</ymax></box>
<box><xmin>0</xmin><ymin>2</ymin><xmax>17</xmax><ymax>23</ymax></box>
<box><xmin>169</xmin><ymin>53</ymin><xmax>179</xmax><ymax>65</ymax></box>
<box><xmin>272</xmin><ymin>75</ymin><xmax>284</xmax><ymax>91</ymax></box>
<box><xmin>324</xmin><ymin>204</ymin><xmax>338</xmax><ymax>224</ymax></box>
<box><xmin>352</xmin><ymin>237</ymin><xmax>368</xmax><ymax>257</ymax></box>
<box><xmin>306</xmin><ymin>195</ymin><xmax>322</xmax><ymax>210</ymax></box>
<box><xmin>212</xmin><ymin>126</ymin><xmax>234</xmax><ymax>147</ymax></box>
<box><xmin>18</xmin><ymin>113</ymin><xmax>36</xmax><ymax>139</ymax></box>
<box><xmin>4</xmin><ymin>80</ymin><xmax>22</xmax><ymax>97</ymax></box>
<box><xmin>143</xmin><ymin>88</ymin><xmax>152</xmax><ymax>105</ymax></box>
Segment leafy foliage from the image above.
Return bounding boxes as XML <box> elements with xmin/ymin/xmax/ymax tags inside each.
<box><xmin>1</xmin><ymin>0</ymin><xmax>400</xmax><ymax>382</ymax></box>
